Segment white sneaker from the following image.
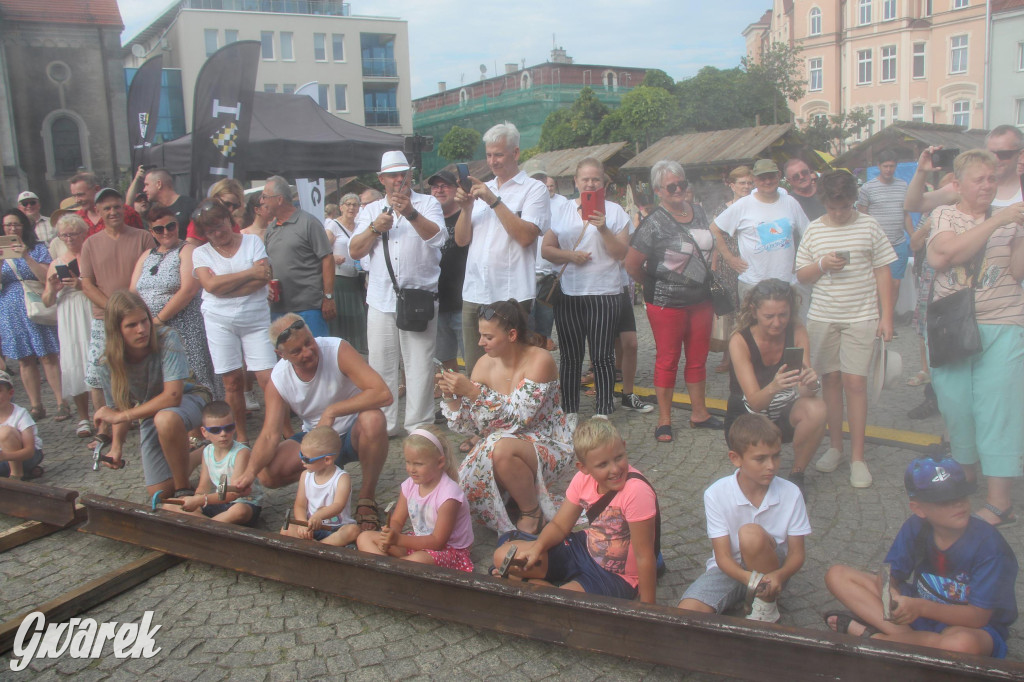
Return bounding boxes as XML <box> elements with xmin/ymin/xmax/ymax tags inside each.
<box><xmin>814</xmin><ymin>447</ymin><xmax>843</xmax><ymax>473</ymax></box>
<box><xmin>244</xmin><ymin>390</ymin><xmax>260</xmax><ymax>412</ymax></box>
<box><xmin>747</xmin><ymin>597</ymin><xmax>780</xmax><ymax>623</ymax></box>
<box><xmin>593</xmin><ymin>413</ymin><xmax>610</xmax><ymax>421</ymax></box>
<box><xmin>850</xmin><ymin>460</ymin><xmax>873</xmax><ymax>488</ymax></box>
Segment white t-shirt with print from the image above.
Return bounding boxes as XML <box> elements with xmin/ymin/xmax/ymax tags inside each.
<box><xmin>714</xmin><ymin>193</ymin><xmax>809</xmax><ymax>285</ymax></box>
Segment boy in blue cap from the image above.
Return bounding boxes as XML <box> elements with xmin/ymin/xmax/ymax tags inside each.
<box><xmin>824</xmin><ymin>457</ymin><xmax>1018</xmax><ymax>657</ymax></box>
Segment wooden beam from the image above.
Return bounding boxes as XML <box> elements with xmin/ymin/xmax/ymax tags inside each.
<box><xmin>0</xmin><ymin>506</ymin><xmax>86</xmax><ymax>553</ymax></box>
<box><xmin>78</xmin><ymin>494</ymin><xmax>1024</xmax><ymax>681</ymax></box>
<box><xmin>0</xmin><ymin>551</ymin><xmax>182</xmax><ymax>654</ymax></box>
<box><xmin>0</xmin><ymin>479</ymin><xmax>80</xmax><ymax>527</ymax></box>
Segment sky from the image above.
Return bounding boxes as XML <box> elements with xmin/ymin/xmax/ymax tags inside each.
<box><xmin>117</xmin><ymin>0</ymin><xmax>773</xmax><ymax>99</ymax></box>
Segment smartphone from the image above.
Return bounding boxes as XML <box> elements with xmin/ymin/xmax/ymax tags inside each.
<box><xmin>55</xmin><ymin>263</ymin><xmax>72</xmax><ymax>280</ymax></box>
<box><xmin>931</xmin><ymin>148</ymin><xmax>959</xmax><ymax>168</ymax></box>
<box><xmin>68</xmin><ymin>258</ymin><xmax>80</xmax><ymax>278</ymax></box>
<box><xmin>456</xmin><ymin>163</ymin><xmax>471</xmax><ymax>193</ymax></box>
<box><xmin>782</xmin><ymin>347</ymin><xmax>804</xmax><ymax>372</ymax></box>
<box><xmin>432</xmin><ymin>358</ymin><xmax>449</xmax><ymax>374</ymax></box>
<box><xmin>0</xmin><ymin>234</ymin><xmax>23</xmax><ymax>258</ymax></box>
<box><xmin>580</xmin><ymin>187</ymin><xmax>605</xmax><ymax>223</ymax></box>
<box><xmin>836</xmin><ymin>250</ymin><xmax>851</xmax><ymax>263</ymax></box>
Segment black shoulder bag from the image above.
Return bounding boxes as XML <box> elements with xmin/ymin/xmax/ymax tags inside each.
<box><xmin>587</xmin><ymin>471</ymin><xmax>666</xmax><ymax>577</ymax></box>
<box><xmin>676</xmin><ymin>209</ymin><xmax>736</xmax><ymax>316</ymax></box>
<box><xmin>381</xmin><ymin>234</ymin><xmax>436</xmax><ymax>332</ymax></box>
<box><xmin>926</xmin><ymin>215</ymin><xmax>987</xmax><ymax>368</ymax></box>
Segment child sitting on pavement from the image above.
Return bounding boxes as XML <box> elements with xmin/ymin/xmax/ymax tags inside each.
<box><xmin>678</xmin><ymin>413</ymin><xmax>811</xmax><ymax>622</ymax></box>
<box><xmin>824</xmin><ymin>456</ymin><xmax>1018</xmax><ymax>658</ymax></box>
<box><xmin>169</xmin><ymin>401</ymin><xmax>262</xmax><ymax>525</ymax></box>
<box><xmin>282</xmin><ymin>426</ymin><xmax>359</xmax><ymax>546</ymax></box>
<box><xmin>492</xmin><ymin>418</ymin><xmax>659</xmax><ymax>603</ymax></box>
<box><xmin>357</xmin><ymin>427</ymin><xmax>474</xmax><ymax>571</ymax></box>
<box><xmin>0</xmin><ymin>371</ymin><xmax>45</xmax><ymax>480</ymax></box>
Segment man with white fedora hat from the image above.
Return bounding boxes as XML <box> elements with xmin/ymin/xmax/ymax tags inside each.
<box><xmin>349</xmin><ymin>151</ymin><xmax>444</xmax><ymax>437</ymax></box>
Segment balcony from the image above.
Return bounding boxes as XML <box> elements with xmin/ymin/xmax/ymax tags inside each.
<box><xmin>365</xmin><ymin>108</ymin><xmax>399</xmax><ymax>127</ymax></box>
<box><xmin>183</xmin><ymin>0</ymin><xmax>351</xmax><ymax>16</ymax></box>
<box><xmin>362</xmin><ymin>58</ymin><xmax>397</xmax><ymax>78</ymax></box>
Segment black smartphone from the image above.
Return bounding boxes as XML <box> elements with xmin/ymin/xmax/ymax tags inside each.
<box><xmin>782</xmin><ymin>347</ymin><xmax>804</xmax><ymax>372</ymax></box>
<box><xmin>931</xmin><ymin>148</ymin><xmax>959</xmax><ymax>168</ymax></box>
<box><xmin>456</xmin><ymin>163</ymin><xmax>471</xmax><ymax>193</ymax></box>
<box><xmin>68</xmin><ymin>258</ymin><xmax>80</xmax><ymax>278</ymax></box>
<box><xmin>836</xmin><ymin>250</ymin><xmax>850</xmax><ymax>263</ymax></box>
<box><xmin>55</xmin><ymin>263</ymin><xmax>72</xmax><ymax>280</ymax></box>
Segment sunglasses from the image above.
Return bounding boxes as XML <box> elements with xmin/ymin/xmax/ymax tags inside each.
<box><xmin>478</xmin><ymin>306</ymin><xmax>508</xmax><ymax>322</ymax></box>
<box><xmin>274</xmin><ymin>318</ymin><xmax>306</xmax><ymax>347</ymax></box>
<box><xmin>298</xmin><ymin>451</ymin><xmax>330</xmax><ymax>464</ymax></box>
<box><xmin>220</xmin><ymin>200</ymin><xmax>241</xmax><ymax>212</ymax></box>
<box><xmin>993</xmin><ymin>148</ymin><xmax>1022</xmax><ymax>161</ymax></box>
<box><xmin>150</xmin><ymin>221</ymin><xmax>178</xmax><ymax>235</ymax></box>
<box><xmin>203</xmin><ymin>423</ymin><xmax>235</xmax><ymax>435</ymax></box>
<box><xmin>790</xmin><ymin>170</ymin><xmax>812</xmax><ymax>179</ymax></box>
<box><xmin>664</xmin><ymin>181</ymin><xmax>688</xmax><ymax>194</ymax></box>
<box><xmin>19</xmin><ymin>200</ymin><xmax>38</xmax><ymax>207</ymax></box>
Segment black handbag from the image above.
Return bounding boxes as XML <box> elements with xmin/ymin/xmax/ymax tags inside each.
<box><xmin>927</xmin><ymin>252</ymin><xmax>983</xmax><ymax>368</ymax></box>
<box><xmin>382</xmin><ymin>232</ymin><xmax>435</xmax><ymax>332</ymax></box>
<box><xmin>677</xmin><ymin>213</ymin><xmax>736</xmax><ymax>316</ymax></box>
<box><xmin>536</xmin><ymin>213</ymin><xmax>590</xmax><ymax>308</ymax></box>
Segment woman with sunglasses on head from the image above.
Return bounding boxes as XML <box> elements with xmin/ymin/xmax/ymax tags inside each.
<box><xmin>437</xmin><ymin>299</ymin><xmax>574</xmax><ymax>534</ymax></box>
<box><xmin>184</xmin><ymin>178</ymin><xmax>245</xmax><ymax>246</ymax></box>
<box><xmin>191</xmin><ymin>199</ymin><xmax>277</xmax><ymax>446</ymax></box>
<box><xmin>92</xmin><ymin>290</ymin><xmax>211</xmax><ymax>498</ymax></box>
<box><xmin>130</xmin><ymin>205</ymin><xmax>218</xmax><ymax>401</ymax></box>
<box><xmin>625</xmin><ymin>160</ymin><xmax>722</xmax><ymax>443</ymax></box>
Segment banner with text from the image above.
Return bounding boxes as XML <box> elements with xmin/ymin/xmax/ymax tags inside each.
<box><xmin>126</xmin><ymin>54</ymin><xmax>163</xmax><ymax>169</ymax></box>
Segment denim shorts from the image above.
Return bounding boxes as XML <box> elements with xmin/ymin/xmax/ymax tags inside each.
<box><xmin>545</xmin><ymin>530</ymin><xmax>637</xmax><ymax>600</ymax></box>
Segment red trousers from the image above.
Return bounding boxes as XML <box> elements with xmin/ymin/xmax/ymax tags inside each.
<box><xmin>645</xmin><ymin>300</ymin><xmax>713</xmax><ymax>388</ymax></box>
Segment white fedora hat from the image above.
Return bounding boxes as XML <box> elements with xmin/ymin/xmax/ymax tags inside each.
<box><xmin>869</xmin><ymin>337</ymin><xmax>903</xmax><ymax>403</ymax></box>
<box><xmin>380</xmin><ymin>150</ymin><xmax>410</xmax><ymax>173</ymax></box>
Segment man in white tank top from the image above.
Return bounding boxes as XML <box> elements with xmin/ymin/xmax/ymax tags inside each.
<box><xmin>234</xmin><ymin>314</ymin><xmax>392</xmax><ymax>530</ymax></box>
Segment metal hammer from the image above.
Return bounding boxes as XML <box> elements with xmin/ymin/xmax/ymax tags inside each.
<box><xmin>216</xmin><ymin>474</ymin><xmax>241</xmax><ymax>501</ymax></box>
<box><xmin>150</xmin><ymin>490</ymin><xmax>186</xmax><ymax>511</ymax></box>
<box><xmin>282</xmin><ymin>507</ymin><xmax>310</xmax><ymax>530</ymax></box>
<box><xmin>91</xmin><ymin>433</ymin><xmax>124</xmax><ymax>471</ymax></box>
<box><xmin>497</xmin><ymin>544</ymin><xmax>528</xmax><ymax>578</ymax></box>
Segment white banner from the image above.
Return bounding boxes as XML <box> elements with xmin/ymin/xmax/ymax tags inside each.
<box><xmin>294</xmin><ymin>81</ymin><xmax>326</xmax><ymax>223</ymax></box>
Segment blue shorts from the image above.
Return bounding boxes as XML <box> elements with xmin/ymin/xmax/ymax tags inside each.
<box><xmin>910</xmin><ymin>616</ymin><xmax>1007</xmax><ymax>659</ymax></box>
<box><xmin>201</xmin><ymin>502</ymin><xmax>262</xmax><ymax>526</ymax></box>
<box><xmin>0</xmin><ymin>448</ymin><xmax>44</xmax><ymax>477</ymax></box>
<box><xmin>545</xmin><ymin>530</ymin><xmax>638</xmax><ymax>600</ymax></box>
<box><xmin>889</xmin><ymin>240</ymin><xmax>911</xmax><ymax>280</ymax></box>
<box><xmin>289</xmin><ymin>429</ymin><xmax>359</xmax><ymax>467</ymax></box>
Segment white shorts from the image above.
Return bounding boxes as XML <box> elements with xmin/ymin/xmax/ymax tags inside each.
<box><xmin>202</xmin><ymin>309</ymin><xmax>277</xmax><ymax>374</ymax></box>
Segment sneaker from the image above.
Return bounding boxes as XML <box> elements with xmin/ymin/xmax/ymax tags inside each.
<box><xmin>593</xmin><ymin>414</ymin><xmax>610</xmax><ymax>421</ymax></box>
<box><xmin>622</xmin><ymin>393</ymin><xmax>654</xmax><ymax>413</ymax></box>
<box><xmin>747</xmin><ymin>597</ymin><xmax>780</xmax><ymax>623</ymax></box>
<box><xmin>814</xmin><ymin>447</ymin><xmax>843</xmax><ymax>473</ymax></box>
<box><xmin>244</xmin><ymin>390</ymin><xmax>260</xmax><ymax>412</ymax></box>
<box><xmin>850</xmin><ymin>460</ymin><xmax>873</xmax><ymax>488</ymax></box>
<box><xmin>907</xmin><ymin>398</ymin><xmax>939</xmax><ymax>420</ymax></box>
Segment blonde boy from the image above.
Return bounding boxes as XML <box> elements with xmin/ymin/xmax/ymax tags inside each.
<box><xmin>283</xmin><ymin>426</ymin><xmax>359</xmax><ymax>546</ymax></box>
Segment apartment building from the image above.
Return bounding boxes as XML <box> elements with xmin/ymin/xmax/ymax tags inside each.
<box><xmin>744</xmin><ymin>0</ymin><xmax>987</xmax><ymax>140</ymax></box>
<box><xmin>988</xmin><ymin>0</ymin><xmax>1024</xmax><ymax>128</ymax></box>
<box><xmin>122</xmin><ymin>0</ymin><xmax>412</xmax><ymax>135</ymax></box>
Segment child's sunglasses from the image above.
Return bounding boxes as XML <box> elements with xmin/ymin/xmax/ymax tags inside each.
<box><xmin>298</xmin><ymin>451</ymin><xmax>329</xmax><ymax>464</ymax></box>
<box><xmin>203</xmin><ymin>423</ymin><xmax>235</xmax><ymax>435</ymax></box>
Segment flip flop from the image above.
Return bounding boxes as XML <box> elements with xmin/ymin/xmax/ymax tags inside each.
<box><xmin>655</xmin><ymin>425</ymin><xmax>673</xmax><ymax>443</ymax></box>
<box><xmin>690</xmin><ymin>416</ymin><xmax>724</xmax><ymax>430</ymax></box>
<box><xmin>54</xmin><ymin>403</ymin><xmax>72</xmax><ymax>422</ymax></box>
<box><xmin>824</xmin><ymin>610</ymin><xmax>880</xmax><ymax>638</ymax></box>
<box><xmin>906</xmin><ymin>371</ymin><xmax>931</xmax><ymax>387</ymax></box>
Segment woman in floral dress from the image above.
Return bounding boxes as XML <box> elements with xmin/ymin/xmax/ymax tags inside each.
<box><xmin>438</xmin><ymin>299</ymin><xmax>574</xmax><ymax>534</ymax></box>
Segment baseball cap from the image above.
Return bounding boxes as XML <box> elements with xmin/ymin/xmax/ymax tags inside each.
<box><xmin>752</xmin><ymin>159</ymin><xmax>780</xmax><ymax>176</ymax></box>
<box><xmin>95</xmin><ymin>187</ymin><xmax>123</xmax><ymax>204</ymax></box>
<box><xmin>904</xmin><ymin>457</ymin><xmax>976</xmax><ymax>503</ymax></box>
<box><xmin>427</xmin><ymin>170</ymin><xmax>457</xmax><ymax>186</ymax></box>
<box><xmin>379</xmin><ymin>151</ymin><xmax>410</xmax><ymax>173</ymax></box>
<box><xmin>17</xmin><ymin>191</ymin><xmax>39</xmax><ymax>203</ymax></box>
<box><xmin>0</xmin><ymin>370</ymin><xmax>13</xmax><ymax>387</ymax></box>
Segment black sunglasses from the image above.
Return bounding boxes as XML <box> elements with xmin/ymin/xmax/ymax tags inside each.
<box><xmin>19</xmin><ymin>200</ymin><xmax>38</xmax><ymax>207</ymax></box>
<box><xmin>664</xmin><ymin>181</ymin><xmax>688</xmax><ymax>194</ymax></box>
<box><xmin>274</xmin><ymin>319</ymin><xmax>306</xmax><ymax>347</ymax></box>
<box><xmin>220</xmin><ymin>200</ymin><xmax>241</xmax><ymax>211</ymax></box>
<box><xmin>993</xmin><ymin>148</ymin><xmax>1022</xmax><ymax>161</ymax></box>
<box><xmin>298</xmin><ymin>451</ymin><xmax>329</xmax><ymax>464</ymax></box>
<box><xmin>150</xmin><ymin>221</ymin><xmax>178</xmax><ymax>235</ymax></box>
<box><xmin>204</xmin><ymin>423</ymin><xmax>235</xmax><ymax>435</ymax></box>
<box><xmin>478</xmin><ymin>306</ymin><xmax>508</xmax><ymax>322</ymax></box>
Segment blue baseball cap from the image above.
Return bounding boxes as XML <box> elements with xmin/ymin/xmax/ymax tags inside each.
<box><xmin>904</xmin><ymin>457</ymin><xmax>975</xmax><ymax>503</ymax></box>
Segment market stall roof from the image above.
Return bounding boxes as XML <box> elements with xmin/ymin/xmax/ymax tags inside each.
<box><xmin>831</xmin><ymin>122</ymin><xmax>988</xmax><ymax>169</ymax></box>
<box><xmin>521</xmin><ymin>142</ymin><xmax>632</xmax><ymax>178</ymax></box>
<box><xmin>141</xmin><ymin>92</ymin><xmax>406</xmax><ymax>179</ymax></box>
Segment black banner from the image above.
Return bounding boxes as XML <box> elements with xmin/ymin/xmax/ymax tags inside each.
<box><xmin>126</xmin><ymin>54</ymin><xmax>163</xmax><ymax>169</ymax></box>
<box><xmin>189</xmin><ymin>40</ymin><xmax>260</xmax><ymax>198</ymax></box>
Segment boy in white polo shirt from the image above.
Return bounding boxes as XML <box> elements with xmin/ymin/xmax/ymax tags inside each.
<box><xmin>678</xmin><ymin>413</ymin><xmax>811</xmax><ymax>623</ymax></box>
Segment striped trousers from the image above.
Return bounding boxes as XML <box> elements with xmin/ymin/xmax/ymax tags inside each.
<box><xmin>554</xmin><ymin>294</ymin><xmax>619</xmax><ymax>415</ymax></box>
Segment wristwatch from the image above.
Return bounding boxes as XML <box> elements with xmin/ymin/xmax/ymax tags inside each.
<box><xmin>404</xmin><ymin>209</ymin><xmax>420</xmax><ymax>221</ymax></box>
<box><xmin>324</xmin><ymin>293</ymin><xmax>334</xmax><ymax>300</ymax></box>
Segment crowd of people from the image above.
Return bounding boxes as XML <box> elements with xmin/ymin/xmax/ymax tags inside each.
<box><xmin>1</xmin><ymin>120</ymin><xmax>1022</xmax><ymax>660</ymax></box>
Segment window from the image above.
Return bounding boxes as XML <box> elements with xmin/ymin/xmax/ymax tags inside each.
<box><xmin>204</xmin><ymin>29</ymin><xmax>218</xmax><ymax>57</ymax></box>
<box><xmin>364</xmin><ymin>84</ymin><xmax>398</xmax><ymax>126</ymax></box>
<box><xmin>857</xmin><ymin>49</ymin><xmax>872</xmax><ymax>85</ymax></box>
<box><xmin>332</xmin><ymin>34</ymin><xmax>345</xmax><ymax>61</ymax></box>
<box><xmin>883</xmin><ymin>0</ymin><xmax>896</xmax><ymax>20</ymax></box>
<box><xmin>891</xmin><ymin>104</ymin><xmax>898</xmax><ymax>121</ymax></box>
<box><xmin>809</xmin><ymin>58</ymin><xmax>823</xmax><ymax>91</ymax></box>
<box><xmin>809</xmin><ymin>7</ymin><xmax>822</xmax><ymax>35</ymax></box>
<box><xmin>520</xmin><ymin>71</ymin><xmax>533</xmax><ymax>89</ymax></box>
<box><xmin>1016</xmin><ymin>99</ymin><xmax>1024</xmax><ymax>126</ymax></box>
<box><xmin>263</xmin><ymin>83</ymin><xmax>277</xmax><ymax>93</ymax></box>
<box><xmin>1018</xmin><ymin>42</ymin><xmax>1023</xmax><ymax>71</ymax></box>
<box><xmin>260</xmin><ymin>31</ymin><xmax>274</xmax><ymax>60</ymax></box>
<box><xmin>952</xmin><ymin>99</ymin><xmax>970</xmax><ymax>128</ymax></box>
<box><xmin>913</xmin><ymin>42</ymin><xmax>926</xmax><ymax>78</ymax></box>
<box><xmin>912</xmin><ymin>103</ymin><xmax>925</xmax><ymax>122</ymax></box>
<box><xmin>950</xmin><ymin>35</ymin><xmax>968</xmax><ymax>74</ymax></box>
<box><xmin>953</xmin><ymin>0</ymin><xmax>968</xmax><ymax>8</ymax></box>
<box><xmin>51</xmin><ymin>116</ymin><xmax>82</xmax><ymax>175</ymax></box>
<box><xmin>361</xmin><ymin>33</ymin><xmax>396</xmax><ymax>77</ymax></box>
<box><xmin>859</xmin><ymin>0</ymin><xmax>872</xmax><ymax>24</ymax></box>
<box><xmin>283</xmin><ymin>84</ymin><xmax>295</xmax><ymax>94</ymax></box>
<box><xmin>225</xmin><ymin>29</ymin><xmax>238</xmax><ymax>44</ymax></box>
<box><xmin>314</xmin><ymin>33</ymin><xmax>326</xmax><ymax>61</ymax></box>
<box><xmin>317</xmin><ymin>84</ymin><xmax>329</xmax><ymax>109</ymax></box>
<box><xmin>881</xmin><ymin>46</ymin><xmax>896</xmax><ymax>81</ymax></box>
<box><xmin>879</xmin><ymin>106</ymin><xmax>887</xmax><ymax>131</ymax></box>
<box><xmin>280</xmin><ymin>32</ymin><xmax>294</xmax><ymax>60</ymax></box>
<box><xmin>924</xmin><ymin>0</ymin><xmax>932</xmax><ymax>15</ymax></box>
<box><xmin>334</xmin><ymin>84</ymin><xmax>347</xmax><ymax>111</ymax></box>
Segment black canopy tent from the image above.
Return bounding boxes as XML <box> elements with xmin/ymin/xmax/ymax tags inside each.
<box><xmin>141</xmin><ymin>92</ymin><xmax>406</xmax><ymax>181</ymax></box>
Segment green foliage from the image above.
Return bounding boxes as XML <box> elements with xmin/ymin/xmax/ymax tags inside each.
<box><xmin>614</xmin><ymin>85</ymin><xmax>679</xmax><ymax>149</ymax></box>
<box><xmin>537</xmin><ymin>87</ymin><xmax>610</xmax><ymax>151</ymax></box>
<box><xmin>437</xmin><ymin>125</ymin><xmax>482</xmax><ymax>162</ymax></box>
<box><xmin>741</xmin><ymin>41</ymin><xmax>805</xmax><ymax>124</ymax></box>
<box><xmin>800</xmin><ymin>108</ymin><xmax>874</xmax><ymax>156</ymax></box>
<box><xmin>519</xmin><ymin>146</ymin><xmax>541</xmax><ymax>163</ymax></box>
<box><xmin>640</xmin><ymin>69</ymin><xmax>674</xmax><ymax>90</ymax></box>
<box><xmin>674</xmin><ymin>66</ymin><xmax>777</xmax><ymax>132</ymax></box>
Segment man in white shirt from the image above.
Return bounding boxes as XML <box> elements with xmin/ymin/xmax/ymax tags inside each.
<box><xmin>349</xmin><ymin>151</ymin><xmax>445</xmax><ymax>437</ymax></box>
<box><xmin>17</xmin><ymin>191</ymin><xmax>56</xmax><ymax>246</ymax></box>
<box><xmin>454</xmin><ymin>121</ymin><xmax>550</xmax><ymax>373</ymax></box>
<box><xmin>527</xmin><ymin>169</ymin><xmax>568</xmax><ymax>341</ymax></box>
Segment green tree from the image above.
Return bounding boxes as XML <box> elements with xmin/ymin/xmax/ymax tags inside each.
<box><xmin>437</xmin><ymin>125</ymin><xmax>481</xmax><ymax>162</ymax></box>
<box><xmin>614</xmin><ymin>85</ymin><xmax>679</xmax><ymax>149</ymax></box>
<box><xmin>741</xmin><ymin>41</ymin><xmax>805</xmax><ymax>124</ymax></box>
<box><xmin>640</xmin><ymin>69</ymin><xmax>674</xmax><ymax>90</ymax></box>
<box><xmin>800</xmin><ymin>108</ymin><xmax>874</xmax><ymax>156</ymax></box>
<box><xmin>674</xmin><ymin>66</ymin><xmax>776</xmax><ymax>132</ymax></box>
<box><xmin>537</xmin><ymin>87</ymin><xmax>610</xmax><ymax>151</ymax></box>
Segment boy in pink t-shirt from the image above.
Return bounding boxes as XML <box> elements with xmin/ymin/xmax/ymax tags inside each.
<box><xmin>493</xmin><ymin>419</ymin><xmax>659</xmax><ymax>603</ymax></box>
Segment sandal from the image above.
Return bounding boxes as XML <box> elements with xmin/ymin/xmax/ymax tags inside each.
<box><xmin>655</xmin><ymin>425</ymin><xmax>673</xmax><ymax>443</ymax></box>
<box><xmin>459</xmin><ymin>435</ymin><xmax>479</xmax><ymax>454</ymax></box>
<box><xmin>824</xmin><ymin>610</ymin><xmax>880</xmax><ymax>638</ymax></box>
<box><xmin>515</xmin><ymin>505</ymin><xmax>543</xmax><ymax>535</ymax></box>
<box><xmin>29</xmin><ymin>405</ymin><xmax>46</xmax><ymax>420</ymax></box>
<box><xmin>580</xmin><ymin>370</ymin><xmax>594</xmax><ymax>386</ymax></box>
<box><xmin>54</xmin><ymin>403</ymin><xmax>72</xmax><ymax>422</ymax></box>
<box><xmin>906</xmin><ymin>371</ymin><xmax>931</xmax><ymax>387</ymax></box>
<box><xmin>975</xmin><ymin>503</ymin><xmax>1018</xmax><ymax>529</ymax></box>
<box><xmin>355</xmin><ymin>498</ymin><xmax>381</xmax><ymax>531</ymax></box>
<box><xmin>76</xmin><ymin>419</ymin><xmax>93</xmax><ymax>438</ymax></box>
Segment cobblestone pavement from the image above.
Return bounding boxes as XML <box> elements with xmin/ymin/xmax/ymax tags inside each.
<box><xmin>2</xmin><ymin>307</ymin><xmax>1021</xmax><ymax>680</ymax></box>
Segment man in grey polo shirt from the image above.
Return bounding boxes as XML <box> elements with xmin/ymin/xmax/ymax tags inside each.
<box><xmin>856</xmin><ymin>150</ymin><xmax>912</xmax><ymax>311</ymax></box>
<box><xmin>262</xmin><ymin>176</ymin><xmax>336</xmax><ymax>336</ymax></box>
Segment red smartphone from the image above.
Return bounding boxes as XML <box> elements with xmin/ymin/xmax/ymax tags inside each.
<box><xmin>580</xmin><ymin>188</ymin><xmax>605</xmax><ymax>223</ymax></box>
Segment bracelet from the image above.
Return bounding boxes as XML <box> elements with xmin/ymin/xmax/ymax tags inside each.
<box><xmin>404</xmin><ymin>209</ymin><xmax>419</xmax><ymax>221</ymax></box>
<box><xmin>155</xmin><ymin>313</ymin><xmax>163</xmax><ymax>324</ymax></box>
<box><xmin>817</xmin><ymin>257</ymin><xmax>825</xmax><ymax>274</ymax></box>
<box><xmin>202</xmin><ymin>494</ymin><xmax>208</xmax><ymax>509</ymax></box>
<box><xmin>489</xmin><ymin>196</ymin><xmax>502</xmax><ymax>209</ymax></box>
<box><xmin>370</xmin><ymin>225</ymin><xmax>382</xmax><ymax>235</ymax></box>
